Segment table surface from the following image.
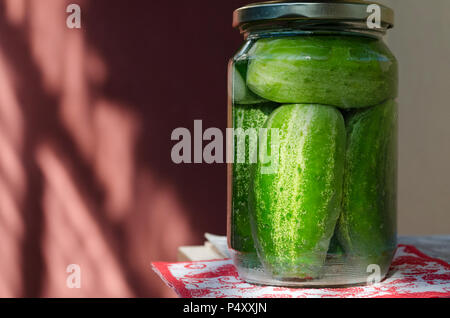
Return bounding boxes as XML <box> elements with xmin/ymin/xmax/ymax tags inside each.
<box><xmin>159</xmin><ymin>241</ymin><xmax>450</xmax><ymax>298</ymax></box>
<box><xmin>398</xmin><ymin>236</ymin><xmax>450</xmax><ymax>263</ymax></box>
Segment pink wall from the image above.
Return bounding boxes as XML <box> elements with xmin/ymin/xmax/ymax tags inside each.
<box><xmin>0</xmin><ymin>0</ymin><xmax>250</xmax><ymax>297</ymax></box>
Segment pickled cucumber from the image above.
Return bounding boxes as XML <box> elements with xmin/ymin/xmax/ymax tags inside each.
<box><xmin>231</xmin><ymin>102</ymin><xmax>277</xmax><ymax>253</ymax></box>
<box><xmin>247</xmin><ymin>36</ymin><xmax>398</xmax><ymax>109</ymax></box>
<box><xmin>249</xmin><ymin>104</ymin><xmax>346</xmax><ymax>278</ymax></box>
<box><xmin>337</xmin><ymin>100</ymin><xmax>398</xmax><ymax>271</ymax></box>
<box><xmin>233</xmin><ymin>60</ymin><xmax>266</xmax><ymax>105</ymax></box>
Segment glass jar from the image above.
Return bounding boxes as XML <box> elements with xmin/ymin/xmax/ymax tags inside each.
<box><xmin>228</xmin><ymin>1</ymin><xmax>398</xmax><ymax>287</ymax></box>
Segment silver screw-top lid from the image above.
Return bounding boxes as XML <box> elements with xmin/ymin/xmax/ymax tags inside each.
<box><xmin>233</xmin><ymin>1</ymin><xmax>394</xmax><ymax>31</ymax></box>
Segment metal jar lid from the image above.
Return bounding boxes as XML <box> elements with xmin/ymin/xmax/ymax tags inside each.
<box><xmin>233</xmin><ymin>1</ymin><xmax>394</xmax><ymax>31</ymax></box>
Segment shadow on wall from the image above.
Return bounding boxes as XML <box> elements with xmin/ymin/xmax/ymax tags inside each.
<box><xmin>0</xmin><ymin>0</ymin><xmax>250</xmax><ymax>297</ymax></box>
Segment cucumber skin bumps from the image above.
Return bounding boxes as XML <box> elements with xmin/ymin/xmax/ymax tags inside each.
<box><xmin>249</xmin><ymin>104</ymin><xmax>346</xmax><ymax>278</ymax></box>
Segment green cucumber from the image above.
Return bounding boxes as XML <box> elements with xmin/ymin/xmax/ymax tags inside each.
<box><xmin>233</xmin><ymin>60</ymin><xmax>266</xmax><ymax>105</ymax></box>
<box><xmin>246</xmin><ymin>36</ymin><xmax>398</xmax><ymax>109</ymax></box>
<box><xmin>231</xmin><ymin>102</ymin><xmax>277</xmax><ymax>253</ymax></box>
<box><xmin>249</xmin><ymin>104</ymin><xmax>346</xmax><ymax>278</ymax></box>
<box><xmin>337</xmin><ymin>100</ymin><xmax>398</xmax><ymax>270</ymax></box>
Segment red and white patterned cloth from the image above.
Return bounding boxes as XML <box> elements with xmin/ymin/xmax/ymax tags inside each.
<box><xmin>152</xmin><ymin>245</ymin><xmax>450</xmax><ymax>298</ymax></box>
